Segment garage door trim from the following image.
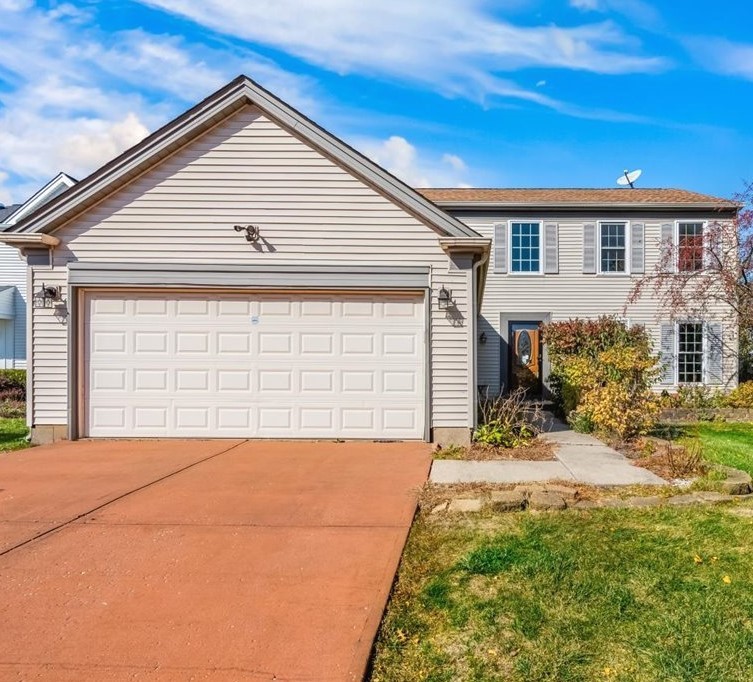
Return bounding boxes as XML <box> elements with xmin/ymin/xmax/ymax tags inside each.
<box><xmin>68</xmin><ymin>262</ymin><xmax>431</xmax><ymax>289</ymax></box>
<box><xmin>68</xmin><ymin>285</ymin><xmax>432</xmax><ymax>441</ymax></box>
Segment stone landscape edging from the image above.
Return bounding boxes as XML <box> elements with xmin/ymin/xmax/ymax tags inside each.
<box><xmin>431</xmin><ymin>476</ymin><xmax>753</xmax><ymax>515</ymax></box>
<box><xmin>659</xmin><ymin>408</ymin><xmax>753</xmax><ymax>423</ymax></box>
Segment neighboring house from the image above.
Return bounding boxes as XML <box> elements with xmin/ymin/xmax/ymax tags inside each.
<box><xmin>419</xmin><ymin>189</ymin><xmax>740</xmax><ymax>397</ymax></box>
<box><xmin>0</xmin><ymin>173</ymin><xmax>77</xmax><ymax>369</ymax></box>
<box><xmin>2</xmin><ymin>76</ymin><xmax>487</xmax><ymax>445</ymax></box>
<box><xmin>0</xmin><ymin>76</ymin><xmax>739</xmax><ymax>445</ymax></box>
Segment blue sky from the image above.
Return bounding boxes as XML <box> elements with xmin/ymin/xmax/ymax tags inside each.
<box><xmin>1</xmin><ymin>0</ymin><xmax>752</xmax><ymax>204</ymax></box>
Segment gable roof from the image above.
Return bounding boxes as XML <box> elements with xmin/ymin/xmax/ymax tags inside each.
<box><xmin>418</xmin><ymin>188</ymin><xmax>740</xmax><ymax>212</ymax></box>
<box><xmin>10</xmin><ymin>76</ymin><xmax>480</xmax><ymax>240</ymax></box>
<box><xmin>2</xmin><ymin>172</ymin><xmax>77</xmax><ymax>230</ymax></box>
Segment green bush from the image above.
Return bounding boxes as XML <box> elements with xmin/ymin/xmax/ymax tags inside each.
<box><xmin>542</xmin><ymin>317</ymin><xmax>659</xmax><ymax>441</ymax></box>
<box><xmin>724</xmin><ymin>381</ymin><xmax>753</xmax><ymax>408</ymax></box>
<box><xmin>0</xmin><ymin>369</ymin><xmax>25</xmax><ymax>403</ymax></box>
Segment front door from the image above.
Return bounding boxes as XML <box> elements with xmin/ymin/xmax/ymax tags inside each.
<box><xmin>508</xmin><ymin>322</ymin><xmax>542</xmax><ymax>394</ymax></box>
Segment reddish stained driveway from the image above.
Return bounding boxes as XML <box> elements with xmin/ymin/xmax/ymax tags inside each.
<box><xmin>0</xmin><ymin>439</ymin><xmax>432</xmax><ymax>681</ymax></box>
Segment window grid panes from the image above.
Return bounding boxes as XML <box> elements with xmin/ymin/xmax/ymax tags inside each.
<box><xmin>678</xmin><ymin>322</ymin><xmax>703</xmax><ymax>384</ymax></box>
<box><xmin>600</xmin><ymin>223</ymin><xmax>626</xmax><ymax>273</ymax></box>
<box><xmin>511</xmin><ymin>222</ymin><xmax>540</xmax><ymax>273</ymax></box>
<box><xmin>678</xmin><ymin>222</ymin><xmax>704</xmax><ymax>272</ymax></box>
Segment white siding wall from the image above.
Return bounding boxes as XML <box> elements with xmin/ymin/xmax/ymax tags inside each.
<box><xmin>30</xmin><ymin>104</ymin><xmax>472</xmax><ymax>430</ymax></box>
<box><xmin>0</xmin><ymin>242</ymin><xmax>27</xmax><ymax>369</ymax></box>
<box><xmin>462</xmin><ymin>218</ymin><xmax>736</xmax><ymax>393</ymax></box>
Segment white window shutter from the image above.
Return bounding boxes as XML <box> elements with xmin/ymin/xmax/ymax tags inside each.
<box><xmin>706</xmin><ymin>323</ymin><xmax>724</xmax><ymax>385</ymax></box>
<box><xmin>659</xmin><ymin>323</ymin><xmax>676</xmax><ymax>385</ymax></box>
<box><xmin>494</xmin><ymin>223</ymin><xmax>507</xmax><ymax>274</ymax></box>
<box><xmin>544</xmin><ymin>223</ymin><xmax>559</xmax><ymax>274</ymax></box>
<box><xmin>631</xmin><ymin>222</ymin><xmax>645</xmax><ymax>274</ymax></box>
<box><xmin>661</xmin><ymin>222</ymin><xmax>674</xmax><ymax>272</ymax></box>
<box><xmin>583</xmin><ymin>223</ymin><xmax>596</xmax><ymax>274</ymax></box>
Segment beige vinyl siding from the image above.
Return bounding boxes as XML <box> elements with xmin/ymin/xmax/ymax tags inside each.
<box><xmin>431</xmin><ymin>261</ymin><xmax>472</xmax><ymax>428</ymax></box>
<box><xmin>0</xmin><ymin>243</ymin><xmax>27</xmax><ymax>369</ymax></box>
<box><xmin>464</xmin><ymin>218</ymin><xmax>736</xmax><ymax>392</ymax></box>
<box><xmin>31</xmin><ymin>104</ymin><xmax>472</xmax><ymax>430</ymax></box>
<box><xmin>30</xmin><ymin>266</ymin><xmax>67</xmax><ymax>423</ymax></box>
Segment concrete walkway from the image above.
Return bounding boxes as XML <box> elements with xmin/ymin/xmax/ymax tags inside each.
<box><xmin>431</xmin><ymin>418</ymin><xmax>666</xmax><ymax>486</ymax></box>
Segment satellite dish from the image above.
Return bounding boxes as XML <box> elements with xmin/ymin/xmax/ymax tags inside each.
<box><xmin>617</xmin><ymin>169</ymin><xmax>642</xmax><ymax>188</ymax></box>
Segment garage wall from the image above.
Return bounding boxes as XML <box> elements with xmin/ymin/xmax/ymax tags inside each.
<box><xmin>29</xmin><ymin>104</ymin><xmax>474</xmax><ymax>434</ymax></box>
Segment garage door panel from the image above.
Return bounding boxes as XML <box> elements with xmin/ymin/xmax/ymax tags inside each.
<box><xmin>84</xmin><ymin>291</ymin><xmax>425</xmax><ymax>439</ymax></box>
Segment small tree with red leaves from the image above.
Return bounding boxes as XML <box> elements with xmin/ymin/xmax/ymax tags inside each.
<box><xmin>627</xmin><ymin>182</ymin><xmax>752</xmax><ymax>378</ymax></box>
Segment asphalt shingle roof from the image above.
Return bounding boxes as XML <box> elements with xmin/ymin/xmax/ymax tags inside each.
<box><xmin>417</xmin><ymin>188</ymin><xmax>738</xmax><ymax>207</ymax></box>
<box><xmin>0</xmin><ymin>204</ymin><xmax>22</xmax><ymax>225</ymax></box>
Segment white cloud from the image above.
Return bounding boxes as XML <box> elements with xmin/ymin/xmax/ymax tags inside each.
<box><xmin>536</xmin><ymin>80</ymin><xmax>547</xmax><ymax>87</ymax></box>
<box><xmin>570</xmin><ymin>0</ymin><xmax>601</xmax><ymax>9</ymax></box>
<box><xmin>356</xmin><ymin>136</ymin><xmax>471</xmax><ymax>187</ymax></box>
<box><xmin>687</xmin><ymin>37</ymin><xmax>753</xmax><ymax>81</ymax></box>
<box><xmin>569</xmin><ymin>0</ymin><xmax>662</xmax><ymax>29</ymax></box>
<box><xmin>0</xmin><ymin>1</ymin><xmax>316</xmax><ymax>202</ymax></box>
<box><xmin>137</xmin><ymin>0</ymin><xmax>668</xmax><ymax>106</ymax></box>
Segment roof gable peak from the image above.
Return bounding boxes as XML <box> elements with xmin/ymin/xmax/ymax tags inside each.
<box><xmin>11</xmin><ymin>75</ymin><xmax>479</xmax><ymax>240</ymax></box>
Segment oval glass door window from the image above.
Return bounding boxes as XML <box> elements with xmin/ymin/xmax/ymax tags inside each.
<box><xmin>517</xmin><ymin>330</ymin><xmax>532</xmax><ymax>366</ymax></box>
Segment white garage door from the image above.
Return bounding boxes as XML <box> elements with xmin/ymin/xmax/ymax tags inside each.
<box><xmin>84</xmin><ymin>290</ymin><xmax>426</xmax><ymax>439</ymax></box>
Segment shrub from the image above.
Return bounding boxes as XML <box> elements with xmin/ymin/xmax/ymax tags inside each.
<box><xmin>659</xmin><ymin>385</ymin><xmax>726</xmax><ymax>410</ymax></box>
<box><xmin>0</xmin><ymin>399</ymin><xmax>25</xmax><ymax>418</ymax></box>
<box><xmin>724</xmin><ymin>381</ymin><xmax>753</xmax><ymax>408</ymax></box>
<box><xmin>542</xmin><ymin>317</ymin><xmax>659</xmax><ymax>442</ymax></box>
<box><xmin>473</xmin><ymin>387</ymin><xmax>542</xmax><ymax>448</ymax></box>
<box><xmin>0</xmin><ymin>369</ymin><xmax>25</xmax><ymax>403</ymax></box>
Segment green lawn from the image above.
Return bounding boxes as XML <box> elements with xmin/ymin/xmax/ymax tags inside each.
<box><xmin>370</xmin><ymin>506</ymin><xmax>753</xmax><ymax>682</ymax></box>
<box><xmin>686</xmin><ymin>422</ymin><xmax>753</xmax><ymax>477</ymax></box>
<box><xmin>0</xmin><ymin>417</ymin><xmax>30</xmax><ymax>452</ymax></box>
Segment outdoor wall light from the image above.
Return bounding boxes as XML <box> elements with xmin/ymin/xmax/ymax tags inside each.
<box><xmin>437</xmin><ymin>286</ymin><xmax>453</xmax><ymax>310</ymax></box>
<box><xmin>479</xmin><ymin>331</ymin><xmax>487</xmax><ymax>345</ymax></box>
<box><xmin>33</xmin><ymin>283</ymin><xmax>62</xmax><ymax>309</ymax></box>
<box><xmin>233</xmin><ymin>224</ymin><xmax>261</xmax><ymax>243</ymax></box>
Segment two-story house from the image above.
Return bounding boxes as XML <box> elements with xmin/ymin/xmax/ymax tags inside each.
<box><xmin>421</xmin><ymin>188</ymin><xmax>740</xmax><ymax>397</ymax></box>
<box><xmin>0</xmin><ymin>76</ymin><xmax>740</xmax><ymax>445</ymax></box>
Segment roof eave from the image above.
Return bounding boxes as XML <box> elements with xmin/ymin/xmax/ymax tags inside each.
<box><xmin>432</xmin><ymin>201</ymin><xmax>741</xmax><ymax>213</ymax></box>
<box><xmin>0</xmin><ymin>234</ymin><xmax>60</xmax><ymax>247</ymax></box>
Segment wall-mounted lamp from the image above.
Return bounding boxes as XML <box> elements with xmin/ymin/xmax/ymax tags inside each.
<box><xmin>437</xmin><ymin>286</ymin><xmax>453</xmax><ymax>310</ymax></box>
<box><xmin>233</xmin><ymin>224</ymin><xmax>261</xmax><ymax>243</ymax></box>
<box><xmin>479</xmin><ymin>331</ymin><xmax>487</xmax><ymax>345</ymax></box>
<box><xmin>33</xmin><ymin>283</ymin><xmax>63</xmax><ymax>309</ymax></box>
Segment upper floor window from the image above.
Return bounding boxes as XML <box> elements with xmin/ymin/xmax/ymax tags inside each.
<box><xmin>511</xmin><ymin>222</ymin><xmax>541</xmax><ymax>273</ymax></box>
<box><xmin>678</xmin><ymin>222</ymin><xmax>704</xmax><ymax>272</ymax></box>
<box><xmin>599</xmin><ymin>222</ymin><xmax>627</xmax><ymax>273</ymax></box>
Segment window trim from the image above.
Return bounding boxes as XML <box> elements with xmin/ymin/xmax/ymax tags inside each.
<box><xmin>676</xmin><ymin>320</ymin><xmax>705</xmax><ymax>385</ymax></box>
<box><xmin>675</xmin><ymin>220</ymin><xmax>707</xmax><ymax>274</ymax></box>
<box><xmin>597</xmin><ymin>220</ymin><xmax>631</xmax><ymax>276</ymax></box>
<box><xmin>508</xmin><ymin>219</ymin><xmax>543</xmax><ymax>275</ymax></box>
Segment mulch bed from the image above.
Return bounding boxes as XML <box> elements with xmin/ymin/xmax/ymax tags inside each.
<box><xmin>619</xmin><ymin>438</ymin><xmax>708</xmax><ymax>482</ymax></box>
<box><xmin>436</xmin><ymin>438</ymin><xmax>556</xmax><ymax>462</ymax></box>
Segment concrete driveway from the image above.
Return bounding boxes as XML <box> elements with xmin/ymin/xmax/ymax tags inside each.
<box><xmin>0</xmin><ymin>439</ymin><xmax>432</xmax><ymax>681</ymax></box>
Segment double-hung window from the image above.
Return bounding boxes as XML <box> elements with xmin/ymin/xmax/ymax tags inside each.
<box><xmin>678</xmin><ymin>222</ymin><xmax>704</xmax><ymax>272</ymax></box>
<box><xmin>677</xmin><ymin>322</ymin><xmax>704</xmax><ymax>384</ymax></box>
<box><xmin>510</xmin><ymin>222</ymin><xmax>541</xmax><ymax>273</ymax></box>
<box><xmin>599</xmin><ymin>222</ymin><xmax>627</xmax><ymax>273</ymax></box>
